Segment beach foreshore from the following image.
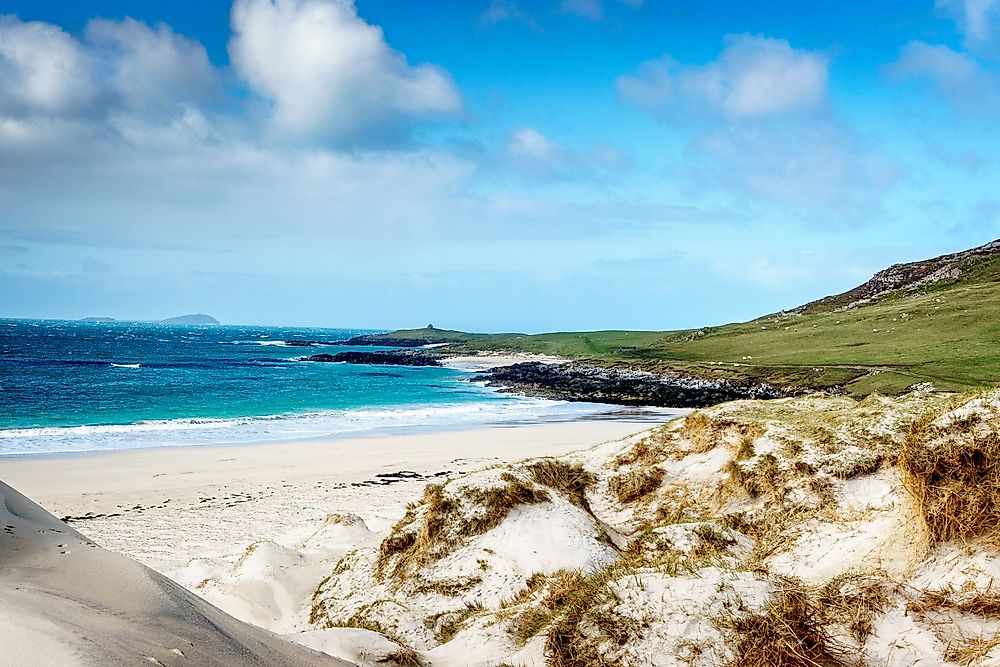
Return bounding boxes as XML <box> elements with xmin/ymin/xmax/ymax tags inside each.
<box><xmin>0</xmin><ymin>418</ymin><xmax>671</xmax><ymax>572</ymax></box>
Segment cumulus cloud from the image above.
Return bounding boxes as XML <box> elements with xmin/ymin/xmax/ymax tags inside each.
<box><xmin>0</xmin><ymin>13</ymin><xmax>220</xmax><ymax>129</ymax></box>
<box><xmin>937</xmin><ymin>0</ymin><xmax>1000</xmax><ymax>55</ymax></box>
<box><xmin>229</xmin><ymin>0</ymin><xmax>461</xmax><ymax>144</ymax></box>
<box><xmin>617</xmin><ymin>34</ymin><xmax>829</xmax><ymax>118</ymax></box>
<box><xmin>0</xmin><ymin>16</ymin><xmax>101</xmax><ymax>118</ymax></box>
<box><xmin>85</xmin><ymin>18</ymin><xmax>218</xmax><ymax>114</ymax></box>
<box><xmin>887</xmin><ymin>40</ymin><xmax>1000</xmax><ymax>111</ymax></box>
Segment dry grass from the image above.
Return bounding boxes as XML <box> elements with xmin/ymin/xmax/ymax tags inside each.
<box><xmin>907</xmin><ymin>588</ymin><xmax>1000</xmax><ymax>617</ymax></box>
<box><xmin>505</xmin><ymin>570</ymin><xmax>589</xmax><ymax>646</ymax></box>
<box><xmin>720</xmin><ymin>578</ymin><xmax>847</xmax><ymax>667</ymax></box>
<box><xmin>309</xmin><ymin>573</ymin><xmax>334</xmax><ymax>627</ymax></box>
<box><xmin>614</xmin><ymin>435</ymin><xmax>667</xmax><ymax>468</ymax></box>
<box><xmin>378</xmin><ymin>648</ymin><xmax>423</xmax><ymax>666</ymax></box>
<box><xmin>817</xmin><ymin>573</ymin><xmax>894</xmax><ymax>644</ymax></box>
<box><xmin>375</xmin><ymin>484</ymin><xmax>456</xmax><ymax>580</ymax></box>
<box><xmin>724</xmin><ymin>453</ymin><xmax>782</xmax><ymax>498</ymax></box>
<box><xmin>944</xmin><ymin>634</ymin><xmax>1000</xmax><ymax>665</ymax></box>
<box><xmin>430</xmin><ymin>602</ymin><xmax>485</xmax><ymax>643</ymax></box>
<box><xmin>899</xmin><ymin>413</ymin><xmax>1000</xmax><ymax>543</ymax></box>
<box><xmin>375</xmin><ymin>475</ymin><xmax>549</xmax><ymax>580</ymax></box>
<box><xmin>526</xmin><ymin>459</ymin><xmax>596</xmax><ymax>511</ymax></box>
<box><xmin>682</xmin><ymin>412</ymin><xmax>715</xmax><ymax>453</ymax></box>
<box><xmin>608</xmin><ymin>466</ymin><xmax>665</xmax><ymax>503</ymax></box>
<box><xmin>544</xmin><ymin>567</ymin><xmax>638</xmax><ymax>667</ymax></box>
<box><xmin>462</xmin><ymin>473</ymin><xmax>550</xmax><ymax>533</ymax></box>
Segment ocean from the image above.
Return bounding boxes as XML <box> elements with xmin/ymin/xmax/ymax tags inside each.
<box><xmin>0</xmin><ymin>319</ymin><xmax>617</xmax><ymax>456</ymax></box>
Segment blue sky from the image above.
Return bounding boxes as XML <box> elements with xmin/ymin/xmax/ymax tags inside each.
<box><xmin>0</xmin><ymin>0</ymin><xmax>998</xmax><ymax>330</ymax></box>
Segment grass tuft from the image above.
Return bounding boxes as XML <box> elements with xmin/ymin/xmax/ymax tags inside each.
<box><xmin>607</xmin><ymin>466</ymin><xmax>665</xmax><ymax>503</ymax></box>
<box><xmin>375</xmin><ymin>475</ymin><xmax>549</xmax><ymax>580</ymax></box>
<box><xmin>526</xmin><ymin>459</ymin><xmax>596</xmax><ymax>511</ymax></box>
<box><xmin>721</xmin><ymin>579</ymin><xmax>847</xmax><ymax>667</ymax></box>
<box><xmin>899</xmin><ymin>410</ymin><xmax>1000</xmax><ymax>543</ymax></box>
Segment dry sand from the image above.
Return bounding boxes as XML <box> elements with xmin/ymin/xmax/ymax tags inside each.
<box><xmin>0</xmin><ymin>419</ymin><xmax>669</xmax><ymax>572</ymax></box>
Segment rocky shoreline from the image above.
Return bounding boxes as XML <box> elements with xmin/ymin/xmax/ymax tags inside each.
<box><xmin>302</xmin><ymin>350</ymin><xmax>786</xmax><ymax>408</ymax></box>
<box><xmin>474</xmin><ymin>361</ymin><xmax>785</xmax><ymax>408</ymax></box>
<box><xmin>303</xmin><ymin>350</ymin><xmax>443</xmax><ymax>366</ymax></box>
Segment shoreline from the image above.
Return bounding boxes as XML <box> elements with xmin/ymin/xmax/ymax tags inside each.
<box><xmin>0</xmin><ymin>352</ymin><xmax>588</xmax><ymax>460</ymax></box>
<box><xmin>0</xmin><ymin>418</ymin><xmax>676</xmax><ymax>546</ymax></box>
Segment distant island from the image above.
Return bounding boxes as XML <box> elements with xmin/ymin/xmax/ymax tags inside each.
<box><xmin>159</xmin><ymin>314</ymin><xmax>220</xmax><ymax>325</ymax></box>
<box><xmin>78</xmin><ymin>314</ymin><xmax>220</xmax><ymax>325</ymax></box>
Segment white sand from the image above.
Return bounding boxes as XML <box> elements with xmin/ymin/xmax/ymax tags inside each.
<box><xmin>0</xmin><ymin>479</ymin><xmax>347</xmax><ymax>666</ymax></box>
<box><xmin>0</xmin><ymin>418</ymin><xmax>668</xmax><ymax>666</ymax></box>
<box><xmin>0</xmin><ymin>420</ymin><xmax>662</xmax><ymax>572</ymax></box>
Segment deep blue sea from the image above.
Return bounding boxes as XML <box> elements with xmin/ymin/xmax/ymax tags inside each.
<box><xmin>0</xmin><ymin>319</ymin><xmax>612</xmax><ymax>456</ymax></box>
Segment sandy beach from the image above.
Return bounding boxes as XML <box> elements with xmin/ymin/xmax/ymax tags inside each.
<box><xmin>0</xmin><ymin>418</ymin><xmax>668</xmax><ymax>572</ymax></box>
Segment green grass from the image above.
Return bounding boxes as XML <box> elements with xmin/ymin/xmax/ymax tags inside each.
<box><xmin>381</xmin><ymin>259</ymin><xmax>1000</xmax><ymax>395</ymax></box>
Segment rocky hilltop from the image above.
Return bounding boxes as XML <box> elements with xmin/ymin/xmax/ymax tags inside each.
<box><xmin>799</xmin><ymin>238</ymin><xmax>1000</xmax><ymax>312</ymax></box>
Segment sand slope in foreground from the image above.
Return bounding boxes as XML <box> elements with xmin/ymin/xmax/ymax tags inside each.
<box><xmin>0</xmin><ymin>480</ymin><xmax>349</xmax><ymax>667</ymax></box>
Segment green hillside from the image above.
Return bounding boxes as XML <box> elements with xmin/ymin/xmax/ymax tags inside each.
<box><xmin>381</xmin><ymin>244</ymin><xmax>1000</xmax><ymax>395</ymax></box>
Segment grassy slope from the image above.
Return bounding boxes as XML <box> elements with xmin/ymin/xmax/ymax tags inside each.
<box><xmin>386</xmin><ymin>255</ymin><xmax>1000</xmax><ymax>395</ymax></box>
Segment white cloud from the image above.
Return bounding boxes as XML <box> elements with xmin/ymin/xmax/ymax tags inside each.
<box><xmin>0</xmin><ymin>13</ymin><xmax>220</xmax><ymax>127</ymax></box>
<box><xmin>505</xmin><ymin>127</ymin><xmax>631</xmax><ymax>182</ymax></box>
<box><xmin>229</xmin><ymin>0</ymin><xmax>461</xmax><ymax>144</ymax></box>
<box><xmin>686</xmin><ymin>122</ymin><xmax>898</xmax><ymax>218</ymax></box>
<box><xmin>508</xmin><ymin>127</ymin><xmax>562</xmax><ymax>161</ymax></box>
<box><xmin>937</xmin><ymin>0</ymin><xmax>1000</xmax><ymax>54</ymax></box>
<box><xmin>85</xmin><ymin>18</ymin><xmax>218</xmax><ymax>113</ymax></box>
<box><xmin>0</xmin><ymin>16</ymin><xmax>101</xmax><ymax>118</ymax></box>
<box><xmin>887</xmin><ymin>41</ymin><xmax>1000</xmax><ymax>111</ymax></box>
<box><xmin>617</xmin><ymin>34</ymin><xmax>829</xmax><ymax>118</ymax></box>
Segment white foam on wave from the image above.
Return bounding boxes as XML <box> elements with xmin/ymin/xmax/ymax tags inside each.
<box><xmin>0</xmin><ymin>397</ymin><xmax>617</xmax><ymax>457</ymax></box>
<box><xmin>224</xmin><ymin>340</ymin><xmax>290</xmax><ymax>347</ymax></box>
<box><xmin>110</xmin><ymin>363</ymin><xmax>141</xmax><ymax>369</ymax></box>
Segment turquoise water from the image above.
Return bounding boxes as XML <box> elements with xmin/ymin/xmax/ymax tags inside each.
<box><xmin>0</xmin><ymin>319</ymin><xmax>609</xmax><ymax>455</ymax></box>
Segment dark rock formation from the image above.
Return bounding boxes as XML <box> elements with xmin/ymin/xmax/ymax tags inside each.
<box><xmin>304</xmin><ymin>350</ymin><xmax>442</xmax><ymax>367</ymax></box>
<box><xmin>475</xmin><ymin>362</ymin><xmax>785</xmax><ymax>408</ymax></box>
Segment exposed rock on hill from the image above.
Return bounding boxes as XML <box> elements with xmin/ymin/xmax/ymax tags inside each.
<box><xmin>800</xmin><ymin>238</ymin><xmax>1000</xmax><ymax>312</ymax></box>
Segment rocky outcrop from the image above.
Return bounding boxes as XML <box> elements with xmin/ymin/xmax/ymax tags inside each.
<box><xmin>475</xmin><ymin>362</ymin><xmax>785</xmax><ymax>408</ymax></box>
<box><xmin>799</xmin><ymin>238</ymin><xmax>1000</xmax><ymax>312</ymax></box>
<box><xmin>304</xmin><ymin>350</ymin><xmax>442</xmax><ymax>367</ymax></box>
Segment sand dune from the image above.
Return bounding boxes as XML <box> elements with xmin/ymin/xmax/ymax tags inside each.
<box><xmin>0</xmin><ymin>479</ymin><xmax>349</xmax><ymax>667</ymax></box>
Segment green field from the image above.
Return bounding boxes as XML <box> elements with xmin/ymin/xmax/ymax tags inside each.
<box><xmin>382</xmin><ymin>254</ymin><xmax>1000</xmax><ymax>395</ymax></box>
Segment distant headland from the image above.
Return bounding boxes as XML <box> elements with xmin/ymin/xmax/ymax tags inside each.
<box><xmin>78</xmin><ymin>314</ymin><xmax>220</xmax><ymax>325</ymax></box>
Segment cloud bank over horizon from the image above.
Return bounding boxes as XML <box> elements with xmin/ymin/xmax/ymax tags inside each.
<box><xmin>0</xmin><ymin>0</ymin><xmax>997</xmax><ymax>330</ymax></box>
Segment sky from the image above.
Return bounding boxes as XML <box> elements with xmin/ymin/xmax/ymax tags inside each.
<box><xmin>0</xmin><ymin>0</ymin><xmax>998</xmax><ymax>331</ymax></box>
